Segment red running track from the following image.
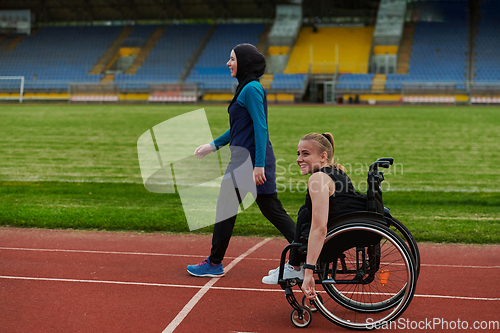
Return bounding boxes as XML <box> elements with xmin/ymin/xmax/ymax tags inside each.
<box><xmin>0</xmin><ymin>227</ymin><xmax>499</xmax><ymax>332</ymax></box>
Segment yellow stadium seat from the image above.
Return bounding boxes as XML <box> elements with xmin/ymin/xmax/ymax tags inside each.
<box><xmin>266</xmin><ymin>93</ymin><xmax>277</xmax><ymax>102</ymax></box>
<box><xmin>373</xmin><ymin>45</ymin><xmax>398</xmax><ymax>55</ymax></box>
<box><xmin>276</xmin><ymin>93</ymin><xmax>294</xmax><ymax>102</ymax></box>
<box><xmin>268</xmin><ymin>46</ymin><xmax>290</xmax><ymax>56</ymax></box>
<box><xmin>202</xmin><ymin>93</ymin><xmax>233</xmax><ymax>102</ymax></box>
<box><xmin>285</xmin><ymin>26</ymin><xmax>374</xmax><ymax>74</ymax></box>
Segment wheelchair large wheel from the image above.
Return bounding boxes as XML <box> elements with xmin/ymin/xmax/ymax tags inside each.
<box><xmin>314</xmin><ymin>221</ymin><xmax>417</xmax><ymax>330</ymax></box>
<box><xmin>319</xmin><ymin>218</ymin><xmax>416</xmax><ymax>313</ymax></box>
<box><xmin>386</xmin><ymin>215</ymin><xmax>421</xmax><ymax>279</ymax></box>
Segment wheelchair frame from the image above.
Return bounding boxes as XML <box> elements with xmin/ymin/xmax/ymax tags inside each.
<box><xmin>276</xmin><ymin>158</ymin><xmax>419</xmax><ymax>329</ymax></box>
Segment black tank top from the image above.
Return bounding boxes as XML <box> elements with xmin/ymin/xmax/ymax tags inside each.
<box><xmin>304</xmin><ymin>165</ymin><xmax>367</xmax><ymax>222</ymax></box>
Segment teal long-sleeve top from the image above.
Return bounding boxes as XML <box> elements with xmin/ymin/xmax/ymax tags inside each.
<box><xmin>210</xmin><ymin>81</ymin><xmax>268</xmax><ymax>167</ymax></box>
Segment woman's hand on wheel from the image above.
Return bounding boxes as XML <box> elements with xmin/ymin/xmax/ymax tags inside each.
<box><xmin>253</xmin><ymin>167</ymin><xmax>266</xmax><ymax>186</ymax></box>
<box><xmin>301</xmin><ymin>272</ymin><xmax>317</xmax><ymax>300</ymax></box>
<box><xmin>194</xmin><ymin>144</ymin><xmax>212</xmax><ymax>159</ymax></box>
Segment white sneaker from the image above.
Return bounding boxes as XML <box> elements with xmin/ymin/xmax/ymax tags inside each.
<box><xmin>268</xmin><ymin>266</ymin><xmax>279</xmax><ymax>276</ymax></box>
<box><xmin>267</xmin><ymin>261</ymin><xmax>293</xmax><ymax>275</ymax></box>
<box><xmin>262</xmin><ymin>263</ymin><xmax>303</xmax><ymax>285</ymax></box>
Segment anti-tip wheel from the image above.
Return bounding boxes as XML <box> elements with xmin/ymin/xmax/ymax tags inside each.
<box><xmin>290</xmin><ymin>306</ymin><xmax>312</xmax><ymax>328</ymax></box>
<box><xmin>302</xmin><ymin>294</ymin><xmax>323</xmax><ymax>313</ymax></box>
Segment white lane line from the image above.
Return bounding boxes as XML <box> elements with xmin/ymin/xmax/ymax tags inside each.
<box><xmin>0</xmin><ymin>275</ymin><xmax>498</xmax><ymax>302</ymax></box>
<box><xmin>0</xmin><ymin>275</ymin><xmax>202</xmax><ymax>289</ymax></box>
<box><xmin>162</xmin><ymin>238</ymin><xmax>271</xmax><ymax>333</ymax></box>
<box><xmin>2</xmin><ymin>246</ymin><xmax>499</xmax><ymax>269</ymax></box>
<box><xmin>413</xmin><ymin>294</ymin><xmax>500</xmax><ymax>301</ymax></box>
<box><xmin>0</xmin><ymin>247</ymin><xmax>206</xmax><ymax>258</ymax></box>
<box><xmin>213</xmin><ymin>287</ymin><xmax>500</xmax><ymax>302</ymax></box>
<box><xmin>0</xmin><ymin>247</ymin><xmax>275</xmax><ymax>261</ymax></box>
<box><xmin>420</xmin><ymin>263</ymin><xmax>500</xmax><ymax>269</ymax></box>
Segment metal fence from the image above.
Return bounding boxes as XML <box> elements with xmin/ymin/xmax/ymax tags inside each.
<box><xmin>2</xmin><ymin>77</ymin><xmax>500</xmax><ymax>105</ymax></box>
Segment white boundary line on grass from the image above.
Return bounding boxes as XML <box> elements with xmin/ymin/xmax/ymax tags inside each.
<box><xmin>3</xmin><ymin>179</ymin><xmax>500</xmax><ymax>193</ymax></box>
<box><xmin>162</xmin><ymin>238</ymin><xmax>271</xmax><ymax>333</ymax></box>
<box><xmin>1</xmin><ymin>246</ymin><xmax>500</xmax><ymax>269</ymax></box>
<box><xmin>0</xmin><ymin>275</ymin><xmax>498</xmax><ymax>302</ymax></box>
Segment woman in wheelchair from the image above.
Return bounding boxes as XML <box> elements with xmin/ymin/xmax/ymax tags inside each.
<box><xmin>261</xmin><ymin>133</ymin><xmax>418</xmax><ymax>329</ymax></box>
<box><xmin>262</xmin><ymin>132</ymin><xmax>367</xmax><ymax>296</ymax></box>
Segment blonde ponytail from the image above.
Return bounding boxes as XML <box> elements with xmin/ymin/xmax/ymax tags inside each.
<box><xmin>300</xmin><ymin>132</ymin><xmax>346</xmax><ymax>172</ymax></box>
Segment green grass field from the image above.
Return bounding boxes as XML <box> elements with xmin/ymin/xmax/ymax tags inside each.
<box><xmin>1</xmin><ymin>104</ymin><xmax>499</xmax><ymax>243</ymax></box>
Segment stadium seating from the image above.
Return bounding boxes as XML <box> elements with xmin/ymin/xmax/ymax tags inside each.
<box><xmin>121</xmin><ymin>25</ymin><xmax>157</xmax><ymax>47</ymax></box>
<box><xmin>285</xmin><ymin>26</ymin><xmax>374</xmax><ymax>74</ymax></box>
<box><xmin>115</xmin><ymin>24</ymin><xmax>208</xmax><ymax>89</ymax></box>
<box><xmin>385</xmin><ymin>0</ymin><xmax>468</xmax><ymax>90</ymax></box>
<box><xmin>270</xmin><ymin>74</ymin><xmax>306</xmax><ymax>90</ymax></box>
<box><xmin>185</xmin><ymin>23</ymin><xmax>264</xmax><ymax>90</ymax></box>
<box><xmin>0</xmin><ymin>26</ymin><xmax>122</xmax><ymax>90</ymax></box>
<box><xmin>0</xmin><ymin>1</ymin><xmax>486</xmax><ymax>100</ymax></box>
<box><xmin>0</xmin><ymin>23</ymin><xmax>298</xmax><ymax>94</ymax></box>
<box><xmin>336</xmin><ymin>74</ymin><xmax>374</xmax><ymax>90</ymax></box>
<box><xmin>474</xmin><ymin>0</ymin><xmax>500</xmax><ymax>82</ymax></box>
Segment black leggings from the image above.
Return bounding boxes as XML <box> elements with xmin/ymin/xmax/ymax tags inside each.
<box><xmin>288</xmin><ymin>205</ymin><xmax>311</xmax><ymax>267</ymax></box>
<box><xmin>209</xmin><ymin>191</ymin><xmax>296</xmax><ymax>264</ymax></box>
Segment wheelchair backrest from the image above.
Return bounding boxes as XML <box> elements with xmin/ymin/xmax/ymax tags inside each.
<box><xmin>366</xmin><ymin>158</ymin><xmax>393</xmax><ymax>214</ymax></box>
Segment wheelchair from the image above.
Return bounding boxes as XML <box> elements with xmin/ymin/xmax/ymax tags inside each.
<box><xmin>276</xmin><ymin>158</ymin><xmax>419</xmax><ymax>330</ymax></box>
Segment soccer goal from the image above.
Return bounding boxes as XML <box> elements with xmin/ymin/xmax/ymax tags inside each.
<box><xmin>0</xmin><ymin>76</ymin><xmax>25</xmax><ymax>103</ymax></box>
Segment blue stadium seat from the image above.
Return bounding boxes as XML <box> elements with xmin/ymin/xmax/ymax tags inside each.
<box><xmin>474</xmin><ymin>0</ymin><xmax>500</xmax><ymax>82</ymax></box>
<box><xmin>336</xmin><ymin>74</ymin><xmax>374</xmax><ymax>90</ymax></box>
<box><xmin>385</xmin><ymin>1</ymin><xmax>468</xmax><ymax>90</ymax></box>
<box><xmin>270</xmin><ymin>74</ymin><xmax>306</xmax><ymax>90</ymax></box>
<box><xmin>186</xmin><ymin>23</ymin><xmax>264</xmax><ymax>90</ymax></box>
<box><xmin>0</xmin><ymin>26</ymin><xmax>121</xmax><ymax>90</ymax></box>
<box><xmin>116</xmin><ymin>24</ymin><xmax>209</xmax><ymax>86</ymax></box>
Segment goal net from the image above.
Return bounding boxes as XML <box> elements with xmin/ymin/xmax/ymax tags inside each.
<box><xmin>0</xmin><ymin>76</ymin><xmax>25</xmax><ymax>103</ymax></box>
<box><xmin>68</xmin><ymin>82</ymin><xmax>119</xmax><ymax>102</ymax></box>
<box><xmin>148</xmin><ymin>83</ymin><xmax>198</xmax><ymax>102</ymax></box>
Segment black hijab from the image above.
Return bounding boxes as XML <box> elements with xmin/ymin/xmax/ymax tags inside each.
<box><xmin>229</xmin><ymin>43</ymin><xmax>266</xmax><ymax>109</ymax></box>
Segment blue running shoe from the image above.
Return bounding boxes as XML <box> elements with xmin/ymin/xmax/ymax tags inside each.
<box><xmin>187</xmin><ymin>257</ymin><xmax>224</xmax><ymax>277</ymax></box>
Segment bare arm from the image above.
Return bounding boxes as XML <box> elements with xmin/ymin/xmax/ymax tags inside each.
<box><xmin>301</xmin><ymin>172</ymin><xmax>333</xmax><ymax>299</ymax></box>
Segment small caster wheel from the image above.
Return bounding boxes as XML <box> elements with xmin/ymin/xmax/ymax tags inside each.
<box><xmin>291</xmin><ymin>306</ymin><xmax>312</xmax><ymax>328</ymax></box>
<box><xmin>302</xmin><ymin>294</ymin><xmax>323</xmax><ymax>312</ymax></box>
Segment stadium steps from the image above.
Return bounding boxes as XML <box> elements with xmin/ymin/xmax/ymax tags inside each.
<box><xmin>0</xmin><ymin>36</ymin><xmax>7</xmax><ymax>52</ymax></box>
<box><xmin>371</xmin><ymin>74</ymin><xmax>386</xmax><ymax>93</ymax></box>
<box><xmin>256</xmin><ymin>24</ymin><xmax>271</xmax><ymax>55</ymax></box>
<box><xmin>89</xmin><ymin>26</ymin><xmax>133</xmax><ymax>75</ymax></box>
<box><xmin>3</xmin><ymin>34</ymin><xmax>26</xmax><ymax>53</ymax></box>
<box><xmin>396</xmin><ymin>23</ymin><xmax>415</xmax><ymax>74</ymax></box>
<box><xmin>125</xmin><ymin>26</ymin><xmax>167</xmax><ymax>74</ymax></box>
<box><xmin>100</xmin><ymin>74</ymin><xmax>115</xmax><ymax>82</ymax></box>
<box><xmin>179</xmin><ymin>24</ymin><xmax>216</xmax><ymax>82</ymax></box>
<box><xmin>467</xmin><ymin>0</ymin><xmax>480</xmax><ymax>82</ymax></box>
